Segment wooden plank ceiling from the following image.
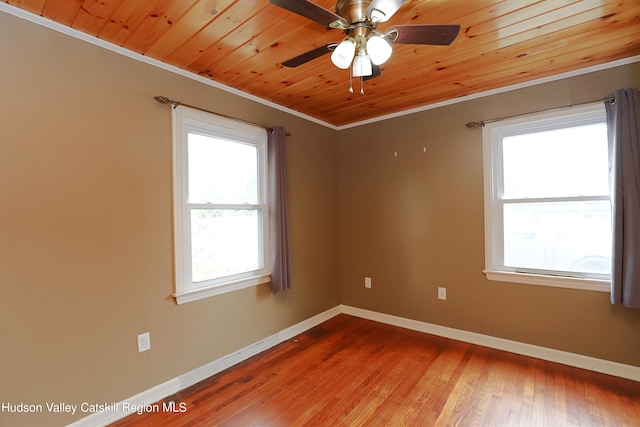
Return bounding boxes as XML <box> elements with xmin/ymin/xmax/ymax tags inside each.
<box><xmin>7</xmin><ymin>0</ymin><xmax>640</xmax><ymax>127</ymax></box>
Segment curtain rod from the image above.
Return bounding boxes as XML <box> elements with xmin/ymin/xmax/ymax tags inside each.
<box><xmin>154</xmin><ymin>96</ymin><xmax>291</xmax><ymax>136</ymax></box>
<box><xmin>464</xmin><ymin>93</ymin><xmax>631</xmax><ymax>129</ymax></box>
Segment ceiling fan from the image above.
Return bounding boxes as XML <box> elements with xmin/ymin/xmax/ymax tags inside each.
<box><xmin>270</xmin><ymin>0</ymin><xmax>460</xmax><ymax>85</ymax></box>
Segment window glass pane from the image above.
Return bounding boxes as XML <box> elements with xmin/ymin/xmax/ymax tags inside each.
<box><xmin>502</xmin><ymin>123</ymin><xmax>608</xmax><ymax>199</ymax></box>
<box><xmin>503</xmin><ymin>201</ymin><xmax>611</xmax><ymax>274</ymax></box>
<box><xmin>190</xmin><ymin>209</ymin><xmax>261</xmax><ymax>283</ymax></box>
<box><xmin>187</xmin><ymin>133</ymin><xmax>258</xmax><ymax>204</ymax></box>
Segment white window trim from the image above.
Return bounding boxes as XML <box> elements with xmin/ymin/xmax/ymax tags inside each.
<box><xmin>172</xmin><ymin>105</ymin><xmax>270</xmax><ymax>304</ymax></box>
<box><xmin>483</xmin><ymin>270</ymin><xmax>609</xmax><ymax>292</ymax></box>
<box><xmin>482</xmin><ymin>103</ymin><xmax>610</xmax><ymax>292</ymax></box>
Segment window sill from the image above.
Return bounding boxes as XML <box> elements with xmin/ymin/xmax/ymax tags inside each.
<box><xmin>483</xmin><ymin>270</ymin><xmax>610</xmax><ymax>292</ymax></box>
<box><xmin>173</xmin><ymin>274</ymin><xmax>271</xmax><ymax>305</ymax></box>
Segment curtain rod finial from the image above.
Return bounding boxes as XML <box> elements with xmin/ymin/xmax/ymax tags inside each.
<box><xmin>154</xmin><ymin>96</ymin><xmax>171</xmax><ymax>104</ymax></box>
<box><xmin>465</xmin><ymin>121</ymin><xmax>483</xmax><ymax>129</ymax></box>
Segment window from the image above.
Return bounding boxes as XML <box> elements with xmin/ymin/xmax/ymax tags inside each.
<box><xmin>172</xmin><ymin>105</ymin><xmax>270</xmax><ymax>304</ymax></box>
<box><xmin>482</xmin><ymin>104</ymin><xmax>611</xmax><ymax>291</ymax></box>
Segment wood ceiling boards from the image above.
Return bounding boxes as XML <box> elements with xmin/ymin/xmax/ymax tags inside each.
<box><xmin>5</xmin><ymin>0</ymin><xmax>640</xmax><ymax>127</ymax></box>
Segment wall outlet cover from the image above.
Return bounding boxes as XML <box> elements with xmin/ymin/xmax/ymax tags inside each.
<box><xmin>137</xmin><ymin>332</ymin><xmax>151</xmax><ymax>353</ymax></box>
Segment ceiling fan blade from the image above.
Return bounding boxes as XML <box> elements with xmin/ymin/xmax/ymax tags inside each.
<box><xmin>387</xmin><ymin>24</ymin><xmax>461</xmax><ymax>45</ymax></box>
<box><xmin>281</xmin><ymin>43</ymin><xmax>336</xmax><ymax>68</ymax></box>
<box><xmin>269</xmin><ymin>0</ymin><xmax>347</xmax><ymax>28</ymax></box>
<box><xmin>362</xmin><ymin>64</ymin><xmax>382</xmax><ymax>81</ymax></box>
<box><xmin>366</xmin><ymin>0</ymin><xmax>406</xmax><ymax>23</ymax></box>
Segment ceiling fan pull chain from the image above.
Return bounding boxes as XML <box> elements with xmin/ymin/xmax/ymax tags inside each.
<box><xmin>360</xmin><ymin>77</ymin><xmax>365</xmax><ymax>95</ymax></box>
<box><xmin>349</xmin><ymin>67</ymin><xmax>354</xmax><ymax>93</ymax></box>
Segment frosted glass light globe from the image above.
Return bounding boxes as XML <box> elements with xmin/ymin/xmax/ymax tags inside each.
<box><xmin>352</xmin><ymin>53</ymin><xmax>373</xmax><ymax>77</ymax></box>
<box><xmin>367</xmin><ymin>35</ymin><xmax>392</xmax><ymax>65</ymax></box>
<box><xmin>331</xmin><ymin>39</ymin><xmax>356</xmax><ymax>69</ymax></box>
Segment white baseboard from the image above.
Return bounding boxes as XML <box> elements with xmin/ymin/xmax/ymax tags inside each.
<box><xmin>66</xmin><ymin>306</ymin><xmax>341</xmax><ymax>427</ymax></box>
<box><xmin>68</xmin><ymin>304</ymin><xmax>638</xmax><ymax>426</ymax></box>
<box><xmin>278</xmin><ymin>305</ymin><xmax>343</xmax><ymax>342</ymax></box>
<box><xmin>340</xmin><ymin>304</ymin><xmax>640</xmax><ymax>382</ymax></box>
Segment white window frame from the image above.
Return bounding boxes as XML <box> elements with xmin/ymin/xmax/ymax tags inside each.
<box><xmin>482</xmin><ymin>103</ymin><xmax>610</xmax><ymax>292</ymax></box>
<box><xmin>172</xmin><ymin>105</ymin><xmax>270</xmax><ymax>304</ymax></box>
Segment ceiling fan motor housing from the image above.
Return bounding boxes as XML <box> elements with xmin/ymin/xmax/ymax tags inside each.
<box><xmin>336</xmin><ymin>0</ymin><xmax>372</xmax><ymax>24</ymax></box>
<box><xmin>335</xmin><ymin>0</ymin><xmax>379</xmax><ymax>52</ymax></box>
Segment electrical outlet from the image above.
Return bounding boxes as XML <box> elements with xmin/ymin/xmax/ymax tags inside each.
<box><xmin>365</xmin><ymin>277</ymin><xmax>372</xmax><ymax>288</ymax></box>
<box><xmin>137</xmin><ymin>332</ymin><xmax>151</xmax><ymax>353</ymax></box>
<box><xmin>438</xmin><ymin>287</ymin><xmax>447</xmax><ymax>300</ymax></box>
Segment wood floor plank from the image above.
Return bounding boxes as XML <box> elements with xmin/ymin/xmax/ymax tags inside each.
<box><xmin>110</xmin><ymin>314</ymin><xmax>640</xmax><ymax>427</ymax></box>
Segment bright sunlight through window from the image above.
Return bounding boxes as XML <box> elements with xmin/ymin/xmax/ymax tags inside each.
<box><xmin>482</xmin><ymin>104</ymin><xmax>611</xmax><ymax>291</ymax></box>
<box><xmin>172</xmin><ymin>106</ymin><xmax>269</xmax><ymax>304</ymax></box>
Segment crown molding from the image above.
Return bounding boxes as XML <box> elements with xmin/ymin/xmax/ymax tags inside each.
<box><xmin>2</xmin><ymin>3</ymin><xmax>639</xmax><ymax>131</ymax></box>
<box><xmin>0</xmin><ymin>3</ymin><xmax>339</xmax><ymax>130</ymax></box>
<box><xmin>337</xmin><ymin>55</ymin><xmax>640</xmax><ymax>130</ymax></box>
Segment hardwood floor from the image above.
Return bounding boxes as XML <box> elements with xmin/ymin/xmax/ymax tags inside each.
<box><xmin>112</xmin><ymin>314</ymin><xmax>640</xmax><ymax>426</ymax></box>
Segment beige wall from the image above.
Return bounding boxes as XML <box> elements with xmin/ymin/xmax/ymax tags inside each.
<box><xmin>2</xmin><ymin>9</ymin><xmax>640</xmax><ymax>427</ymax></box>
<box><xmin>0</xmin><ymin>12</ymin><xmax>340</xmax><ymax>427</ymax></box>
<box><xmin>338</xmin><ymin>62</ymin><xmax>640</xmax><ymax>367</ymax></box>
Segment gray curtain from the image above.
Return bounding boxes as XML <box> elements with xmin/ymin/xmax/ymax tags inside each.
<box><xmin>606</xmin><ymin>88</ymin><xmax>640</xmax><ymax>308</ymax></box>
<box><xmin>267</xmin><ymin>126</ymin><xmax>292</xmax><ymax>292</ymax></box>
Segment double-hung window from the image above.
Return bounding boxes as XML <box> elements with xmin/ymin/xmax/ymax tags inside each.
<box><xmin>482</xmin><ymin>104</ymin><xmax>611</xmax><ymax>291</ymax></box>
<box><xmin>172</xmin><ymin>105</ymin><xmax>270</xmax><ymax>304</ymax></box>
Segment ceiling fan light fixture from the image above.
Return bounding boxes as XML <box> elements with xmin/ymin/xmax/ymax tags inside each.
<box><xmin>366</xmin><ymin>35</ymin><xmax>392</xmax><ymax>65</ymax></box>
<box><xmin>352</xmin><ymin>53</ymin><xmax>373</xmax><ymax>77</ymax></box>
<box><xmin>331</xmin><ymin>38</ymin><xmax>356</xmax><ymax>69</ymax></box>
